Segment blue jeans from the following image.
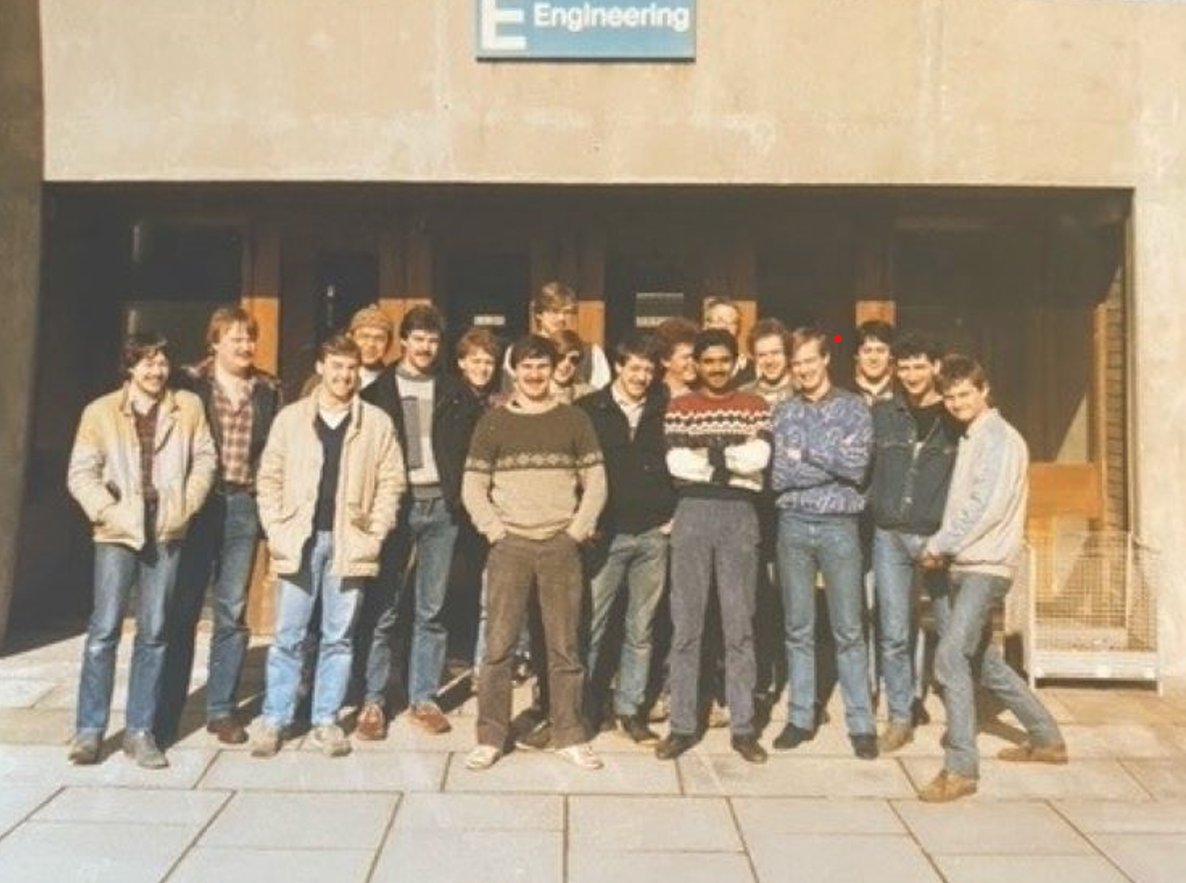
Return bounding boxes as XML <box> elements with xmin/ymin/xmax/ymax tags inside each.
<box><xmin>263</xmin><ymin>532</ymin><xmax>364</xmax><ymax>728</ymax></box>
<box><xmin>936</xmin><ymin>570</ymin><xmax>1063</xmax><ymax>778</ymax></box>
<box><xmin>158</xmin><ymin>490</ymin><xmax>260</xmax><ymax>739</ymax></box>
<box><xmin>777</xmin><ymin>512</ymin><xmax>874</xmax><ymax>736</ymax></box>
<box><xmin>76</xmin><ymin>540</ymin><xmax>182</xmax><ymax>734</ymax></box>
<box><xmin>364</xmin><ymin>497</ymin><xmax>459</xmax><ymax>707</ymax></box>
<box><xmin>873</xmin><ymin>527</ymin><xmax>951</xmax><ymax>726</ymax></box>
<box><xmin>585</xmin><ymin>528</ymin><xmax>669</xmax><ymax>717</ymax></box>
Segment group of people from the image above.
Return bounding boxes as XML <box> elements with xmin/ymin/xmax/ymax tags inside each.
<box><xmin>64</xmin><ymin>282</ymin><xmax>1068</xmax><ymax>803</ymax></box>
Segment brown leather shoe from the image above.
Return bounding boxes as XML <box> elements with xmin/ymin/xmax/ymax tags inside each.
<box><xmin>918</xmin><ymin>769</ymin><xmax>978</xmax><ymax>803</ymax></box>
<box><xmin>354</xmin><ymin>703</ymin><xmax>388</xmax><ymax>741</ymax></box>
<box><xmin>205</xmin><ymin>716</ymin><xmax>248</xmax><ymax>745</ymax></box>
<box><xmin>411</xmin><ymin>702</ymin><xmax>452</xmax><ymax>735</ymax></box>
<box><xmin>998</xmin><ymin>741</ymin><xmax>1069</xmax><ymax>765</ymax></box>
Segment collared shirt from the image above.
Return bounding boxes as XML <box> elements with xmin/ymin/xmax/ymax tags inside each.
<box><xmin>212</xmin><ymin>376</ymin><xmax>256</xmax><ymax>486</ymax></box>
<box><xmin>611</xmin><ymin>385</ymin><xmax>645</xmax><ymax>439</ymax></box>
<box><xmin>132</xmin><ymin>400</ymin><xmax>160</xmax><ymax>504</ymax></box>
<box><xmin>856</xmin><ymin>377</ymin><xmax>894</xmax><ymax>406</ymax></box>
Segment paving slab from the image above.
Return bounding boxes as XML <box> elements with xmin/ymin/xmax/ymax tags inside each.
<box><xmin>569</xmin><ymin>795</ymin><xmax>742</xmax><ymax>852</ymax></box>
<box><xmin>0</xmin><ymin>820</ymin><xmax>196</xmax><ymax>883</ymax></box>
<box><xmin>34</xmin><ymin>786</ymin><xmax>229</xmax><ymax>825</ymax></box>
<box><xmin>901</xmin><ymin>757</ymin><xmax>1150</xmax><ymax>801</ymax></box>
<box><xmin>371</xmin><ymin>828</ymin><xmax>562</xmax><ymax>883</ymax></box>
<box><xmin>0</xmin><ymin>707</ymin><xmax>76</xmax><ymax>744</ymax></box>
<box><xmin>199</xmin><ymin>791</ymin><xmax>398</xmax><ymax>850</ymax></box>
<box><xmin>1059</xmin><ymin>723</ymin><xmax>1186</xmax><ymax>759</ymax></box>
<box><xmin>393</xmin><ymin>792</ymin><xmax>563</xmax><ymax>830</ymax></box>
<box><xmin>568</xmin><ymin>849</ymin><xmax>756</xmax><ymax>883</ymax></box>
<box><xmin>0</xmin><ymin>783</ymin><xmax>58</xmax><ymax>836</ymax></box>
<box><xmin>933</xmin><ymin>854</ymin><xmax>1131</xmax><ymax>883</ymax></box>
<box><xmin>745</xmin><ymin>832</ymin><xmax>941</xmax><ymax>883</ymax></box>
<box><xmin>1090</xmin><ymin>833</ymin><xmax>1186</xmax><ymax>883</ymax></box>
<box><xmin>445</xmin><ymin>750</ymin><xmax>679</xmax><ymax>795</ymax></box>
<box><xmin>198</xmin><ymin>748</ymin><xmax>445</xmax><ymax>792</ymax></box>
<box><xmin>0</xmin><ymin>744</ymin><xmax>215</xmax><ymax>789</ymax></box>
<box><xmin>0</xmin><ymin>678</ymin><xmax>57</xmax><ymax>708</ymax></box>
<box><xmin>893</xmin><ymin>799</ymin><xmax>1094</xmax><ymax>854</ymax></box>
<box><xmin>1055</xmin><ymin>798</ymin><xmax>1186</xmax><ymax>833</ymax></box>
<box><xmin>169</xmin><ymin>846</ymin><xmax>375</xmax><ymax>883</ymax></box>
<box><xmin>680</xmin><ymin>754</ymin><xmax>916</xmax><ymax>798</ymax></box>
<box><xmin>1121</xmin><ymin>759</ymin><xmax>1186</xmax><ymax>798</ymax></box>
<box><xmin>732</xmin><ymin>797</ymin><xmax>904</xmax><ymax>835</ymax></box>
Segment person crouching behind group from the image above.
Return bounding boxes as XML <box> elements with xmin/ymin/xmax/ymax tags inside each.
<box><xmin>251</xmin><ymin>334</ymin><xmax>405</xmax><ymax>759</ymax></box>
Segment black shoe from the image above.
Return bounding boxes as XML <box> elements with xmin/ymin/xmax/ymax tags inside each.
<box><xmin>731</xmin><ymin>735</ymin><xmax>768</xmax><ymax>764</ymax></box>
<box><xmin>912</xmin><ymin>698</ymin><xmax>932</xmax><ymax>727</ymax></box>
<box><xmin>655</xmin><ymin>732</ymin><xmax>697</xmax><ymax>760</ymax></box>
<box><xmin>617</xmin><ymin>715</ymin><xmax>660</xmax><ymax>745</ymax></box>
<box><xmin>773</xmin><ymin>723</ymin><xmax>815</xmax><ymax>751</ymax></box>
<box><xmin>851</xmin><ymin>733</ymin><xmax>879</xmax><ymax>760</ymax></box>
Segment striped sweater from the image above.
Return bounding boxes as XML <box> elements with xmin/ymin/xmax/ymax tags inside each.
<box><xmin>664</xmin><ymin>390</ymin><xmax>772</xmax><ymax>498</ymax></box>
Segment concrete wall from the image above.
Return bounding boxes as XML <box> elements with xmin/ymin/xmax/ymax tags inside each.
<box><xmin>35</xmin><ymin>0</ymin><xmax>1186</xmax><ymax>672</ymax></box>
<box><xmin>0</xmin><ymin>0</ymin><xmax>43</xmax><ymax>646</ymax></box>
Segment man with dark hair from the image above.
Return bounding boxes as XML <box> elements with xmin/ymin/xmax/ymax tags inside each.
<box><xmin>655</xmin><ymin>317</ymin><xmax>699</xmax><ymax>399</ymax></box>
<box><xmin>868</xmin><ymin>333</ymin><xmax>961</xmax><ymax>754</ymax></box>
<box><xmin>917</xmin><ymin>355</ymin><xmax>1066</xmax><ymax>802</ymax></box>
<box><xmin>66</xmin><ymin>332</ymin><xmax>217</xmax><ymax>768</ymax></box>
<box><xmin>853</xmin><ymin>320</ymin><xmax>896</xmax><ymax>405</ymax></box>
<box><xmin>156</xmin><ymin>306</ymin><xmax>283</xmax><ymax>748</ymax></box>
<box><xmin>772</xmin><ymin>327</ymin><xmax>878</xmax><ymax>760</ymax></box>
<box><xmin>252</xmin><ymin>334</ymin><xmax>405</xmax><ymax>759</ymax></box>
<box><xmin>356</xmin><ymin>304</ymin><xmax>482</xmax><ymax>738</ymax></box>
<box><xmin>703</xmin><ymin>296</ymin><xmax>755</xmax><ymax>385</ymax></box>
<box><xmin>578</xmin><ymin>333</ymin><xmax>676</xmax><ymax>743</ymax></box>
<box><xmin>656</xmin><ymin>328</ymin><xmax>771</xmax><ymax>764</ymax></box>
<box><xmin>462</xmin><ymin>334</ymin><xmax>607</xmax><ymax>771</ymax></box>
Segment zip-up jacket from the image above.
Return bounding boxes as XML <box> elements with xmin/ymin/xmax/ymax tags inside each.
<box><xmin>869</xmin><ymin>394</ymin><xmax>961</xmax><ymax>535</ymax></box>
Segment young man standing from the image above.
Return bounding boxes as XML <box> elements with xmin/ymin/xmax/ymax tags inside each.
<box><xmin>462</xmin><ymin>335</ymin><xmax>607</xmax><ymax>771</ymax></box>
<box><xmin>868</xmin><ymin>334</ymin><xmax>961</xmax><ymax>753</ymax></box>
<box><xmin>740</xmin><ymin>318</ymin><xmax>794</xmax><ymax>407</ymax></box>
<box><xmin>356</xmin><ymin>305</ymin><xmax>481</xmax><ymax>738</ymax></box>
<box><xmin>703</xmin><ymin>296</ymin><xmax>755</xmax><ymax>385</ymax></box>
<box><xmin>157</xmin><ymin>307</ymin><xmax>282</xmax><ymax>748</ymax></box>
<box><xmin>350</xmin><ymin>304</ymin><xmax>396</xmax><ymax>390</ymax></box>
<box><xmin>656</xmin><ymin>328</ymin><xmax>771</xmax><ymax>764</ymax></box>
<box><xmin>503</xmin><ymin>282</ymin><xmax>610</xmax><ymax>390</ymax></box>
<box><xmin>918</xmin><ymin>355</ymin><xmax>1066</xmax><ymax>802</ymax></box>
<box><xmin>252</xmin><ymin>335</ymin><xmax>404</xmax><ymax>758</ymax></box>
<box><xmin>655</xmin><ymin>317</ymin><xmax>699</xmax><ymax>399</ymax></box>
<box><xmin>66</xmin><ymin>332</ymin><xmax>217</xmax><ymax>768</ymax></box>
<box><xmin>578</xmin><ymin>335</ymin><xmax>676</xmax><ymax>743</ymax></box>
<box><xmin>771</xmin><ymin>327</ymin><xmax>878</xmax><ymax>759</ymax></box>
<box><xmin>853</xmin><ymin>320</ymin><xmax>896</xmax><ymax>406</ymax></box>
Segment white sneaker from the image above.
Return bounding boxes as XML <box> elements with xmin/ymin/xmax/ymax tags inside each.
<box><xmin>556</xmin><ymin>742</ymin><xmax>604</xmax><ymax>770</ymax></box>
<box><xmin>465</xmin><ymin>744</ymin><xmax>503</xmax><ymax>771</ymax></box>
<box><xmin>309</xmin><ymin>724</ymin><xmax>352</xmax><ymax>758</ymax></box>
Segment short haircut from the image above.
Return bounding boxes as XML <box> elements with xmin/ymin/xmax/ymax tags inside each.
<box><xmin>205</xmin><ymin>306</ymin><xmax>258</xmax><ymax>348</ymax></box>
<box><xmin>122</xmin><ymin>331</ymin><xmax>170</xmax><ymax>374</ymax></box>
<box><xmin>456</xmin><ymin>327</ymin><xmax>501</xmax><ymax>361</ymax></box>
<box><xmin>747</xmin><ymin>317</ymin><xmax>788</xmax><ymax>354</ymax></box>
<box><xmin>693</xmin><ymin>328</ymin><xmax>738</xmax><ymax>361</ymax></box>
<box><xmin>789</xmin><ymin>325</ymin><xmax>830</xmax><ymax>359</ymax></box>
<box><xmin>553</xmin><ymin>329</ymin><xmax>584</xmax><ymax>356</ymax></box>
<box><xmin>317</xmin><ymin>333</ymin><xmax>361</xmax><ymax>364</ymax></box>
<box><xmin>399</xmin><ymin>303</ymin><xmax>444</xmax><ymax>340</ymax></box>
<box><xmin>855</xmin><ymin>319</ymin><xmax>896</xmax><ymax>349</ymax></box>
<box><xmin>613</xmin><ymin>332</ymin><xmax>658</xmax><ymax>368</ymax></box>
<box><xmin>937</xmin><ymin>353</ymin><xmax>989</xmax><ymax>393</ymax></box>
<box><xmin>892</xmin><ymin>332</ymin><xmax>943</xmax><ymax>363</ymax></box>
<box><xmin>532</xmin><ymin>281</ymin><xmax>577</xmax><ymax>316</ymax></box>
<box><xmin>509</xmin><ymin>334</ymin><xmax>558</xmax><ymax>369</ymax></box>
<box><xmin>654</xmin><ymin>317</ymin><xmax>699</xmax><ymax>362</ymax></box>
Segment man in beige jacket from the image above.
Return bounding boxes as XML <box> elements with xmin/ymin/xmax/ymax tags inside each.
<box><xmin>252</xmin><ymin>334</ymin><xmax>405</xmax><ymax>758</ymax></box>
<box><xmin>66</xmin><ymin>331</ymin><xmax>217</xmax><ymax>769</ymax></box>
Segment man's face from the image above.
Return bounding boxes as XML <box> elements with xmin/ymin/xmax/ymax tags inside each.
<box><xmin>458</xmin><ymin>349</ymin><xmax>496</xmax><ymax>392</ymax></box>
<box><xmin>211</xmin><ymin>322</ymin><xmax>256</xmax><ymax>376</ymax></box>
<box><xmin>129</xmin><ymin>350</ymin><xmax>170</xmax><ymax>400</ymax></box>
<box><xmin>664</xmin><ymin>342</ymin><xmax>697</xmax><ymax>387</ymax></box>
<box><xmin>704</xmin><ymin>305</ymin><xmax>741</xmax><ymax>340</ymax></box>
<box><xmin>791</xmin><ymin>339</ymin><xmax>830</xmax><ymax>398</ymax></box>
<box><xmin>614</xmin><ymin>354</ymin><xmax>655</xmax><ymax>402</ymax></box>
<box><xmin>513</xmin><ymin>355</ymin><xmax>555</xmax><ymax>402</ymax></box>
<box><xmin>351</xmin><ymin>325</ymin><xmax>391</xmax><ymax>370</ymax></box>
<box><xmin>696</xmin><ymin>344</ymin><xmax>736</xmax><ymax>395</ymax></box>
<box><xmin>537</xmin><ymin>304</ymin><xmax>577</xmax><ymax>337</ymax></box>
<box><xmin>856</xmin><ymin>337</ymin><xmax>893</xmax><ymax>384</ymax></box>
<box><xmin>402</xmin><ymin>329</ymin><xmax>441</xmax><ymax>374</ymax></box>
<box><xmin>317</xmin><ymin>353</ymin><xmax>360</xmax><ymax>404</ymax></box>
<box><xmin>942</xmin><ymin>378</ymin><xmax>990</xmax><ymax>424</ymax></box>
<box><xmin>895</xmin><ymin>354</ymin><xmax>940</xmax><ymax>401</ymax></box>
<box><xmin>753</xmin><ymin>333</ymin><xmax>788</xmax><ymax>385</ymax></box>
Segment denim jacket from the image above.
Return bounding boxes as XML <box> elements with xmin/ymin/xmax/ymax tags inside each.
<box><xmin>868</xmin><ymin>394</ymin><xmax>961</xmax><ymax>535</ymax></box>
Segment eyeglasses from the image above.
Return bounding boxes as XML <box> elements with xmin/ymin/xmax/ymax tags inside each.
<box><xmin>560</xmin><ymin>352</ymin><xmax>582</xmax><ymax>366</ymax></box>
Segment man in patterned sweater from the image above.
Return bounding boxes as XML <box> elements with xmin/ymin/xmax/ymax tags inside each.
<box><xmin>461</xmin><ymin>334</ymin><xmax>607</xmax><ymax>771</ymax></box>
<box><xmin>656</xmin><ymin>328</ymin><xmax>772</xmax><ymax>764</ymax></box>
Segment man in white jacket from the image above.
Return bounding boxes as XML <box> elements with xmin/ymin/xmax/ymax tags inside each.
<box><xmin>918</xmin><ymin>354</ymin><xmax>1066</xmax><ymax>802</ymax></box>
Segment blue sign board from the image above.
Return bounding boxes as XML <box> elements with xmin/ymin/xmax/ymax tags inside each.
<box><xmin>476</xmin><ymin>0</ymin><xmax>696</xmax><ymax>60</ymax></box>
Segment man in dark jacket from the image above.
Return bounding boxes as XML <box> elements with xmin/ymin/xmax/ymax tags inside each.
<box><xmin>356</xmin><ymin>304</ymin><xmax>482</xmax><ymax>738</ymax></box>
<box><xmin>577</xmin><ymin>334</ymin><xmax>676</xmax><ymax>743</ymax></box>
<box><xmin>869</xmin><ymin>333</ymin><xmax>961</xmax><ymax>753</ymax></box>
<box><xmin>157</xmin><ymin>307</ymin><xmax>282</xmax><ymax>747</ymax></box>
